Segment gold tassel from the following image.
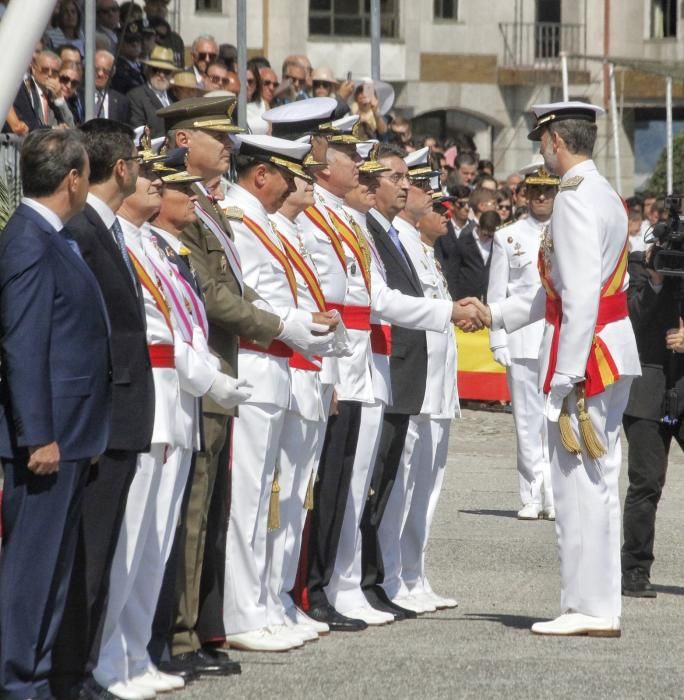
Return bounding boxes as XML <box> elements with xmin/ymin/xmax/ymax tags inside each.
<box><xmin>576</xmin><ymin>384</ymin><xmax>606</xmax><ymax>459</ymax></box>
<box><xmin>304</xmin><ymin>471</ymin><xmax>315</xmax><ymax>511</ymax></box>
<box><xmin>559</xmin><ymin>396</ymin><xmax>582</xmax><ymax>455</ymax></box>
<box><xmin>267</xmin><ymin>472</ymin><xmax>281</xmax><ymax>530</ymax></box>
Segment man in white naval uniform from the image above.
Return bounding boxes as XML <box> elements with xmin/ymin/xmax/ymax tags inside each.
<box><xmin>487</xmin><ymin>156</ymin><xmax>559</xmax><ymax>521</ymax></box>
<box><xmin>94</xmin><ymin>156</ymin><xmax>249</xmax><ymax>699</ymax></box>
<box><xmin>384</xmin><ymin>155</ymin><xmax>460</xmax><ymax>613</ymax></box>
<box><xmin>220</xmin><ymin>135</ymin><xmax>337</xmax><ymax>652</ymax></box>
<box><xmin>481</xmin><ymin>102</ymin><xmax>641</xmax><ymax>637</ymax></box>
<box><xmin>325</xmin><ymin>146</ymin><xmax>481</xmax><ymax>624</ymax></box>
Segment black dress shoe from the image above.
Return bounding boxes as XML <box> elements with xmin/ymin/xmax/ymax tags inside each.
<box><xmin>171</xmin><ymin>649</ymin><xmax>241</xmax><ymax>677</ymax></box>
<box><xmin>73</xmin><ymin>677</ymin><xmax>118</xmax><ymax>700</ymax></box>
<box><xmin>197</xmin><ymin>648</ymin><xmax>241</xmax><ymax>675</ymax></box>
<box><xmin>307</xmin><ymin>602</ymin><xmax>368</xmax><ymax>631</ymax></box>
<box><xmin>622</xmin><ymin>568</ymin><xmax>657</xmax><ymax>598</ymax></box>
<box><xmin>364</xmin><ymin>586</ymin><xmax>418</xmax><ymax>619</ymax></box>
<box><xmin>158</xmin><ymin>655</ymin><xmax>199</xmax><ymax>681</ymax></box>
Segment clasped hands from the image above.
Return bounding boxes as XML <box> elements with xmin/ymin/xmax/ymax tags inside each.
<box><xmin>451</xmin><ymin>297</ymin><xmax>492</xmax><ymax>332</ymax></box>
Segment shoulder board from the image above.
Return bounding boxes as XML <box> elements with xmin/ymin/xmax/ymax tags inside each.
<box><xmin>495</xmin><ymin>219</ymin><xmax>514</xmax><ymax>231</ymax></box>
<box><xmin>223</xmin><ymin>206</ymin><xmax>244</xmax><ymax>221</ymax></box>
<box><xmin>559</xmin><ymin>175</ymin><xmax>584</xmax><ymax>191</ymax></box>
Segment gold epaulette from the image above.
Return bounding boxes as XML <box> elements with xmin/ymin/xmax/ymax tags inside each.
<box><xmin>223</xmin><ymin>205</ymin><xmax>244</xmax><ymax>221</ymax></box>
<box><xmin>559</xmin><ymin>175</ymin><xmax>584</xmax><ymax>191</ymax></box>
<box><xmin>496</xmin><ymin>219</ymin><xmax>515</xmax><ymax>231</ymax></box>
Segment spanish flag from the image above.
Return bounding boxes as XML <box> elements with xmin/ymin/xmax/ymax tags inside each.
<box><xmin>455</xmin><ymin>328</ymin><xmax>510</xmax><ymax>402</ymax></box>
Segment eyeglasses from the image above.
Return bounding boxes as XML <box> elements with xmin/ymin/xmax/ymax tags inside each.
<box><xmin>286</xmin><ymin>74</ymin><xmax>303</xmax><ymax>84</ymax></box>
<box><xmin>262</xmin><ymin>80</ymin><xmax>279</xmax><ymax>88</ymax></box>
<box><xmin>59</xmin><ymin>75</ymin><xmax>80</xmax><ymax>88</ymax></box>
<box><xmin>95</xmin><ymin>66</ymin><xmax>112</xmax><ymax>75</ymax></box>
<box><xmin>313</xmin><ymin>81</ymin><xmax>332</xmax><ymax>90</ymax></box>
<box><xmin>196</xmin><ymin>52</ymin><xmax>217</xmax><ymax>61</ymax></box>
<box><xmin>208</xmin><ymin>74</ymin><xmax>231</xmax><ymax>86</ymax></box>
<box><xmin>380</xmin><ymin>173</ymin><xmax>410</xmax><ymax>185</ymax></box>
<box><xmin>38</xmin><ymin>66</ymin><xmax>60</xmax><ymax>77</ymax></box>
<box><xmin>121</xmin><ymin>155</ymin><xmax>144</xmax><ymax>164</ymax></box>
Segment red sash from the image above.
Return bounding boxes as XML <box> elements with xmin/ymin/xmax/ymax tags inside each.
<box><xmin>539</xmin><ymin>240</ymin><xmax>629</xmax><ymax>397</ymax></box>
<box><xmin>239</xmin><ymin>339</ymin><xmax>293</xmax><ymax>358</ymax></box>
<box><xmin>242</xmin><ymin>215</ymin><xmax>298</xmax><ymax>302</ymax></box>
<box><xmin>370</xmin><ymin>323</ymin><xmax>392</xmax><ymax>355</ymax></box>
<box><xmin>303</xmin><ymin>206</ymin><xmax>347</xmax><ymax>272</ymax></box>
<box><xmin>148</xmin><ymin>344</ymin><xmax>175</xmax><ymax>368</ymax></box>
<box><xmin>289</xmin><ymin>353</ymin><xmax>322</xmax><ymax>371</ymax></box>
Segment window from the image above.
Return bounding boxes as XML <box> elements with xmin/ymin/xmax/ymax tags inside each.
<box><xmin>434</xmin><ymin>0</ymin><xmax>457</xmax><ymax>20</ymax></box>
<box><xmin>196</xmin><ymin>0</ymin><xmax>222</xmax><ymax>11</ymax></box>
<box><xmin>309</xmin><ymin>0</ymin><xmax>399</xmax><ymax>38</ymax></box>
<box><xmin>651</xmin><ymin>0</ymin><xmax>677</xmax><ymax>38</ymax></box>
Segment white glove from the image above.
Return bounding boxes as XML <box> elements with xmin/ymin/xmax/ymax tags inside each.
<box><xmin>492</xmin><ymin>346</ymin><xmax>511</xmax><ymax>368</ymax></box>
<box><xmin>545</xmin><ymin>372</ymin><xmax>578</xmax><ymax>422</ymax></box>
<box><xmin>277</xmin><ymin>317</ymin><xmax>334</xmax><ymax>356</ymax></box>
<box><xmin>207</xmin><ymin>373</ymin><xmax>252</xmax><ymax>410</ymax></box>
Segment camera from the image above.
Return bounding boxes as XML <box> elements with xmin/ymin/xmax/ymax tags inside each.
<box><xmin>649</xmin><ymin>194</ymin><xmax>684</xmax><ymax>276</ymax></box>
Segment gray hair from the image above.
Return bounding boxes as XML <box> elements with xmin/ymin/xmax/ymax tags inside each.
<box><xmin>35</xmin><ymin>49</ymin><xmax>61</xmax><ymax>66</ymax></box>
<box><xmin>548</xmin><ymin>119</ymin><xmax>597</xmax><ymax>156</ymax></box>
<box><xmin>192</xmin><ymin>34</ymin><xmax>217</xmax><ymax>52</ymax></box>
<box><xmin>21</xmin><ymin>130</ymin><xmax>87</xmax><ymax>197</ymax></box>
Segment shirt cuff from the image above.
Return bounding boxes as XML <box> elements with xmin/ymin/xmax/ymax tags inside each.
<box><xmin>489</xmin><ymin>302</ymin><xmax>504</xmax><ymax>331</ymax></box>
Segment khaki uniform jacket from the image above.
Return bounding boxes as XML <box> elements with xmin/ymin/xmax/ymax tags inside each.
<box><xmin>180</xmin><ymin>185</ymin><xmax>281</xmax><ymax>415</ymax></box>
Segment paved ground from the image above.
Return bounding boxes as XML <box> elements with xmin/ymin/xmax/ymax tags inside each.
<box><xmin>183</xmin><ymin>409</ymin><xmax>684</xmax><ymax>699</ymax></box>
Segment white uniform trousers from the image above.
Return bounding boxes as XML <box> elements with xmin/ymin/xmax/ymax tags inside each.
<box><xmin>223</xmin><ymin>402</ymin><xmax>286</xmax><ymax>635</ymax></box>
<box><xmin>326</xmin><ymin>400</ymin><xmax>385</xmax><ymax>613</ymax></box>
<box><xmin>549</xmin><ymin>378</ymin><xmax>631</xmax><ymax>619</ymax></box>
<box><xmin>392</xmin><ymin>416</ymin><xmax>452</xmax><ymax>597</ymax></box>
<box><xmin>94</xmin><ymin>445</ymin><xmax>192</xmax><ymax>684</ymax></box>
<box><xmin>508</xmin><ymin>358</ymin><xmax>553</xmax><ymax>507</ymax></box>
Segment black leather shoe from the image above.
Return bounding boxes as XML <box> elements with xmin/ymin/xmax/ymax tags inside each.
<box><xmin>74</xmin><ymin>677</ymin><xmax>118</xmax><ymax>700</ymax></box>
<box><xmin>622</xmin><ymin>568</ymin><xmax>657</xmax><ymax>598</ymax></box>
<box><xmin>364</xmin><ymin>586</ymin><xmax>418</xmax><ymax>619</ymax></box>
<box><xmin>158</xmin><ymin>655</ymin><xmax>198</xmax><ymax>681</ymax></box>
<box><xmin>197</xmin><ymin>647</ymin><xmax>241</xmax><ymax>675</ymax></box>
<box><xmin>307</xmin><ymin>602</ymin><xmax>368</xmax><ymax>631</ymax></box>
<box><xmin>171</xmin><ymin>649</ymin><xmax>241</xmax><ymax>677</ymax></box>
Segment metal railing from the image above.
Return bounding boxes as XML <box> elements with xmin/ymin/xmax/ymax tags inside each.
<box><xmin>498</xmin><ymin>22</ymin><xmax>586</xmax><ymax>70</ymax></box>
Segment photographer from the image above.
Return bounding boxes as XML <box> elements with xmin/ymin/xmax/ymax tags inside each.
<box><xmin>622</xmin><ymin>242</ymin><xmax>684</xmax><ymax>597</ymax></box>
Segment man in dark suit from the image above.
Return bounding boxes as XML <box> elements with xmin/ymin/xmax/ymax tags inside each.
<box><xmin>50</xmin><ymin>119</ymin><xmax>155</xmax><ymax>700</ymax></box>
<box><xmin>0</xmin><ymin>129</ymin><xmax>111</xmax><ymax>700</ymax></box>
<box><xmin>128</xmin><ymin>47</ymin><xmax>178</xmax><ymax>137</ymax></box>
<box><xmin>361</xmin><ymin>143</ymin><xmax>431</xmax><ymax>618</ymax></box>
<box><xmin>622</xmin><ymin>247</ymin><xmax>684</xmax><ymax>597</ymax></box>
<box><xmin>111</xmin><ymin>22</ymin><xmax>145</xmax><ymax>95</ymax></box>
<box><xmin>94</xmin><ymin>50</ymin><xmax>130</xmax><ymax>121</ymax></box>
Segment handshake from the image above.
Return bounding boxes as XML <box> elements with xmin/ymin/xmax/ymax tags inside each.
<box><xmin>451</xmin><ymin>297</ymin><xmax>492</xmax><ymax>332</ymax></box>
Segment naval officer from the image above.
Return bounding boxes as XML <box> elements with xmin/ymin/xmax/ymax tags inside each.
<box><xmin>481</xmin><ymin>101</ymin><xmax>641</xmax><ymax>637</ymax></box>
<box><xmin>487</xmin><ymin>156</ymin><xmax>558</xmax><ymax>521</ymax></box>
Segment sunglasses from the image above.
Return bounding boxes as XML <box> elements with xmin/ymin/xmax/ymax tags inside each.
<box><xmin>286</xmin><ymin>74</ymin><xmax>303</xmax><ymax>84</ymax></box>
<box><xmin>208</xmin><ymin>74</ymin><xmax>231</xmax><ymax>86</ymax></box>
<box><xmin>38</xmin><ymin>66</ymin><xmax>60</xmax><ymax>77</ymax></box>
<box><xmin>197</xmin><ymin>52</ymin><xmax>217</xmax><ymax>61</ymax></box>
<box><xmin>497</xmin><ymin>203</ymin><xmax>512</xmax><ymax>211</ymax></box>
<box><xmin>313</xmin><ymin>80</ymin><xmax>332</xmax><ymax>89</ymax></box>
<box><xmin>59</xmin><ymin>75</ymin><xmax>80</xmax><ymax>88</ymax></box>
<box><xmin>152</xmin><ymin>67</ymin><xmax>174</xmax><ymax>76</ymax></box>
<box><xmin>262</xmin><ymin>79</ymin><xmax>279</xmax><ymax>88</ymax></box>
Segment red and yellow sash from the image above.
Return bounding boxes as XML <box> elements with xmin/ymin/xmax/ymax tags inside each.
<box><xmin>326</xmin><ymin>207</ymin><xmax>371</xmax><ymax>293</ymax></box>
<box><xmin>242</xmin><ymin>215</ymin><xmax>298</xmax><ymax>303</ymax></box>
<box><xmin>539</xmin><ymin>239</ymin><xmax>629</xmax><ymax>397</ymax></box>
<box><xmin>303</xmin><ymin>206</ymin><xmax>347</xmax><ymax>272</ymax></box>
<box><xmin>279</xmin><ymin>235</ymin><xmax>327</xmax><ymax>312</ymax></box>
<box><xmin>128</xmin><ymin>248</ymin><xmax>174</xmax><ymax>337</ymax></box>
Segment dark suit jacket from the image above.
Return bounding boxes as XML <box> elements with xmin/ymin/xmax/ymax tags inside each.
<box><xmin>67</xmin><ymin>203</ymin><xmax>154</xmax><ymax>452</ymax></box>
<box><xmin>449</xmin><ymin>222</ymin><xmax>491</xmax><ymax>302</ymax></box>
<box><xmin>5</xmin><ymin>82</ymin><xmax>41</xmax><ymax>132</ymax></box>
<box><xmin>127</xmin><ymin>84</ymin><xmax>172</xmax><ymax>138</ymax></box>
<box><xmin>111</xmin><ymin>57</ymin><xmax>145</xmax><ymax>95</ymax></box>
<box><xmin>436</xmin><ymin>219</ymin><xmax>469</xmax><ymax>301</ymax></box>
<box><xmin>624</xmin><ymin>252</ymin><xmax>684</xmax><ymax>421</ymax></box>
<box><xmin>0</xmin><ymin>204</ymin><xmax>111</xmax><ymax>461</ymax></box>
<box><xmin>107</xmin><ymin>88</ymin><xmax>129</xmax><ymax>122</ymax></box>
<box><xmin>367</xmin><ymin>212</ymin><xmax>428</xmax><ymax>416</ymax></box>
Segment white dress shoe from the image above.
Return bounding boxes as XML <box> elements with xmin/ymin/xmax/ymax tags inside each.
<box><xmin>283</xmin><ymin>617</ymin><xmax>319</xmax><ymax>642</ymax></box>
<box><xmin>288</xmin><ymin>605</ymin><xmax>330</xmax><ymax>635</ymax></box>
<box><xmin>543</xmin><ymin>506</ymin><xmax>556</xmax><ymax>520</ymax></box>
<box><xmin>99</xmin><ymin>681</ymin><xmax>154</xmax><ymax>700</ymax></box>
<box><xmin>266</xmin><ymin>624</ymin><xmax>306</xmax><ymax>647</ymax></box>
<box><xmin>531</xmin><ymin>612</ymin><xmax>621</xmax><ymax>637</ymax></box>
<box><xmin>225</xmin><ymin>627</ymin><xmax>298</xmax><ymax>651</ymax></box>
<box><xmin>129</xmin><ymin>668</ymin><xmax>184</xmax><ymax>692</ymax></box>
<box><xmin>393</xmin><ymin>595</ymin><xmax>434</xmax><ymax>613</ymax></box>
<box><xmin>517</xmin><ymin>503</ymin><xmax>542</xmax><ymax>520</ymax></box>
<box><xmin>343</xmin><ymin>606</ymin><xmax>394</xmax><ymax>625</ymax></box>
<box><xmin>425</xmin><ymin>591</ymin><xmax>459</xmax><ymax>609</ymax></box>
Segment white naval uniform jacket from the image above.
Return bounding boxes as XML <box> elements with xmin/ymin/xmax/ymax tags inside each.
<box><xmin>487</xmin><ymin>215</ymin><xmax>546</xmax><ymax>360</ymax></box>
<box><xmin>395</xmin><ymin>218</ymin><xmax>459</xmax><ymax>419</ymax></box>
<box><xmin>345</xmin><ymin>207</ymin><xmax>454</xmax><ymax>408</ymax></box>
<box><xmin>491</xmin><ymin>159</ymin><xmax>641</xmax><ymax>389</ymax></box>
<box><xmin>270</xmin><ymin>212</ymin><xmax>326</xmax><ymax>423</ymax></box>
<box><xmin>120</xmin><ymin>218</ymin><xmax>216</xmax><ymax>449</ymax></box>
<box><xmin>296</xmin><ymin>185</ymin><xmax>349</xmax><ymax>386</ymax></box>
<box><xmin>223</xmin><ymin>185</ymin><xmax>294</xmax><ymax>409</ymax></box>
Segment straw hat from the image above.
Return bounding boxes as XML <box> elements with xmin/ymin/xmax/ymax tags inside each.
<box><xmin>142</xmin><ymin>46</ymin><xmax>179</xmax><ymax>73</ymax></box>
<box><xmin>170</xmin><ymin>71</ymin><xmax>206</xmax><ymax>94</ymax></box>
<box><xmin>311</xmin><ymin>66</ymin><xmax>339</xmax><ymax>86</ymax></box>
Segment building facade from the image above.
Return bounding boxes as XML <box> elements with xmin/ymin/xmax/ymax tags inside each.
<box><xmin>170</xmin><ymin>0</ymin><xmax>684</xmax><ymax>193</ymax></box>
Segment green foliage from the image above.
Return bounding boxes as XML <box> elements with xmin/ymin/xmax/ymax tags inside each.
<box><xmin>649</xmin><ymin>129</ymin><xmax>684</xmax><ymax>194</ymax></box>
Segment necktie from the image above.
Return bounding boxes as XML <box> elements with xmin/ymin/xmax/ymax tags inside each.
<box><xmin>111</xmin><ymin>219</ymin><xmax>138</xmax><ymax>290</ymax></box>
<box><xmin>41</xmin><ymin>91</ymin><xmax>49</xmax><ymax>125</ymax></box>
<box><xmin>387</xmin><ymin>224</ymin><xmax>410</xmax><ymax>266</ymax></box>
